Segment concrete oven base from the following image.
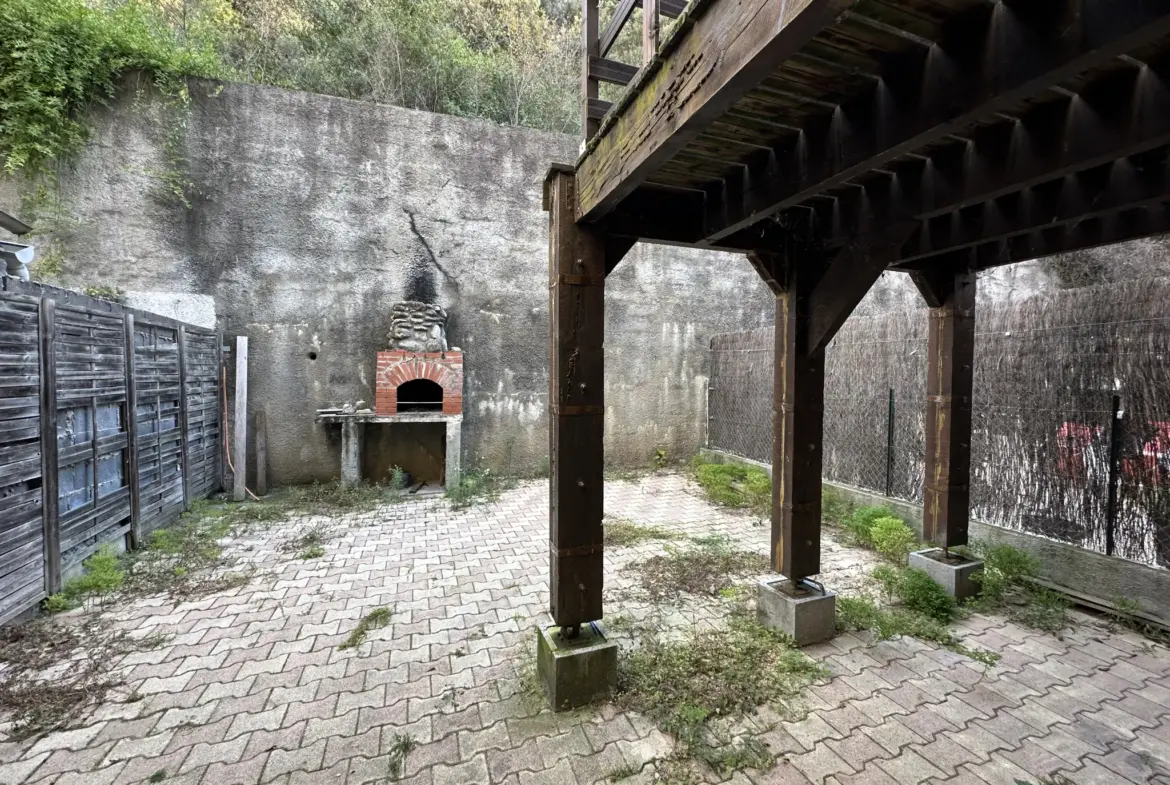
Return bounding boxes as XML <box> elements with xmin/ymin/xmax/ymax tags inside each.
<box><xmin>318</xmin><ymin>413</ymin><xmax>462</xmax><ymax>489</ymax></box>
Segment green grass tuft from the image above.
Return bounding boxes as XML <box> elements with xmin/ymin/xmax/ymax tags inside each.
<box><xmin>603</xmin><ymin>518</ymin><xmax>682</xmax><ymax>547</ymax></box>
<box><xmin>446</xmin><ymin>470</ymin><xmax>516</xmax><ymax>509</ymax></box>
<box><xmin>625</xmin><ymin>537</ymin><xmax>768</xmax><ymax>602</ymax></box>
<box><xmin>616</xmin><ymin>611</ymin><xmax>826</xmax><ymax>778</ymax></box>
<box><xmin>339</xmin><ymin>607</ymin><xmax>392</xmax><ymax>651</ymax></box>
<box><xmin>690</xmin><ymin>456</ymin><xmax>771</xmax><ymax>517</ymax></box>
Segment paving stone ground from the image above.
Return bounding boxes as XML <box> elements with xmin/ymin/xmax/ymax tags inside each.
<box><xmin>1</xmin><ymin>473</ymin><xmax>1169</xmax><ymax>785</ymax></box>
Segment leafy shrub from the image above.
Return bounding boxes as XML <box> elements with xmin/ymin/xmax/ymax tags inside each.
<box><xmin>844</xmin><ymin>505</ymin><xmax>892</xmax><ymax>548</ymax></box>
<box><xmin>0</xmin><ymin>0</ymin><xmax>221</xmax><ymax>175</ymax></box>
<box><xmin>896</xmin><ymin>567</ymin><xmax>958</xmax><ymax>623</ymax></box>
<box><xmin>870</xmin><ymin>516</ymin><xmax>918</xmax><ymax>562</ymax></box>
<box><xmin>971</xmin><ymin>544</ymin><xmax>1039</xmax><ymax>604</ymax></box>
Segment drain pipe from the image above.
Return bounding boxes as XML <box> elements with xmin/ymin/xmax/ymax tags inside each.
<box><xmin>0</xmin><ymin>242</ymin><xmax>34</xmax><ymax>281</ymax></box>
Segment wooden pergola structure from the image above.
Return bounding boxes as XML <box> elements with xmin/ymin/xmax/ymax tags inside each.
<box><xmin>544</xmin><ymin>0</ymin><xmax>1170</xmax><ymax>633</ymax></box>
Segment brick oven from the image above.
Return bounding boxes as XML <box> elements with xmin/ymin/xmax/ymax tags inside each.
<box><xmin>317</xmin><ymin>302</ymin><xmax>463</xmax><ymax>490</ymax></box>
<box><xmin>375</xmin><ymin>350</ymin><xmax>463</xmax><ymax>415</ymax></box>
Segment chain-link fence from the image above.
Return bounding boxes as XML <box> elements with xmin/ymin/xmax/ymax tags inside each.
<box><xmin>707</xmin><ymin>277</ymin><xmax>1170</xmax><ymax>570</ymax></box>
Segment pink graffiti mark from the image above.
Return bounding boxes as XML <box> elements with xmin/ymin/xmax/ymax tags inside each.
<box><xmin>1056</xmin><ymin>422</ymin><xmax>1101</xmax><ymax>479</ymax></box>
<box><xmin>1122</xmin><ymin>421</ymin><xmax>1170</xmax><ymax>488</ymax></box>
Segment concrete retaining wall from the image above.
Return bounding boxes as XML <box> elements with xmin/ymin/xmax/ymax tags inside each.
<box><xmin>1</xmin><ymin>78</ymin><xmax>774</xmax><ymax>483</ymax></box>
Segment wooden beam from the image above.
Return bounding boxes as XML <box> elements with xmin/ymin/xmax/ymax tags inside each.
<box><xmin>38</xmin><ymin>296</ymin><xmax>60</xmax><ymax>593</ymax></box>
<box><xmin>921</xmin><ymin>201</ymin><xmax>1170</xmax><ymax>271</ymax></box>
<box><xmin>233</xmin><ymin>336</ymin><xmax>248</xmax><ymax>502</ymax></box>
<box><xmin>773</xmin><ymin>255</ymin><xmax>825</xmax><ymax>581</ymax></box>
<box><xmin>706</xmin><ymin>0</ymin><xmax>1170</xmax><ymax>241</ymax></box>
<box><xmin>746</xmin><ymin>250</ymin><xmax>785</xmax><ymax>295</ymax></box>
<box><xmin>643</xmin><ymin>0</ymin><xmax>660</xmax><ymax>63</ymax></box>
<box><xmin>123</xmin><ymin>313</ymin><xmax>141</xmax><ymax>548</ymax></box>
<box><xmin>600</xmin><ymin>0</ymin><xmax>636</xmax><ymax>58</ymax></box>
<box><xmin>583</xmin><ymin>0</ymin><xmax>601</xmax><ymax>139</ymax></box>
<box><xmin>587</xmin><ymin>98</ymin><xmax>612</xmax><ymax>122</ymax></box>
<box><xmin>589</xmin><ymin>55</ymin><xmax>638</xmax><ymax>86</ymax></box>
<box><xmin>577</xmin><ymin>0</ymin><xmax>850</xmax><ymax>221</ymax></box>
<box><xmin>604</xmin><ymin>236</ymin><xmax>638</xmax><ymax>277</ymax></box>
<box><xmin>778</xmin><ymin>58</ymin><xmax>1170</xmax><ymax>261</ymax></box>
<box><xmin>920</xmin><ymin>266</ymin><xmax>976</xmax><ymax>549</ymax></box>
<box><xmin>896</xmin><ymin>154</ymin><xmax>1170</xmax><ymax>264</ymax></box>
<box><xmin>805</xmin><ymin>222</ymin><xmax>918</xmax><ymax>354</ymax></box>
<box><xmin>546</xmin><ymin>168</ymin><xmax>606</xmax><ymax>627</ymax></box>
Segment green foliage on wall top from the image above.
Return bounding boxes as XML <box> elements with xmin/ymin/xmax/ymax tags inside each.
<box><xmin>0</xmin><ymin>0</ymin><xmax>222</xmax><ymax>177</ymax></box>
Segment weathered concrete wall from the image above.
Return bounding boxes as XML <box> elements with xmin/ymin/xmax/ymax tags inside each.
<box><xmin>2</xmin><ymin>78</ymin><xmax>773</xmax><ymax>483</ymax></box>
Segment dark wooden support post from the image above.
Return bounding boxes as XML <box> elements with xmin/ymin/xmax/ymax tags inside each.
<box><xmin>39</xmin><ymin>297</ymin><xmax>61</xmax><ymax>593</ymax></box>
<box><xmin>912</xmin><ymin>266</ymin><xmax>976</xmax><ymax>548</ymax></box>
<box><xmin>177</xmin><ymin>325</ymin><xmax>190</xmax><ymax>511</ymax></box>
<box><xmin>545</xmin><ymin>166</ymin><xmax>610</xmax><ymax>629</ymax></box>
<box><xmin>124</xmin><ymin>315</ymin><xmax>141</xmax><ymax>547</ymax></box>
<box><xmin>772</xmin><ymin>258</ymin><xmax>826</xmax><ymax>582</ymax></box>
<box><xmin>582</xmin><ymin>0</ymin><xmax>601</xmax><ymax>140</ymax></box>
<box><xmin>643</xmin><ymin>0</ymin><xmax>660</xmax><ymax>62</ymax></box>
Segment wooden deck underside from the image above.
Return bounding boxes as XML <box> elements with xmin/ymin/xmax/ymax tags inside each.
<box><xmin>575</xmin><ymin>0</ymin><xmax>1170</xmax><ymax>272</ymax></box>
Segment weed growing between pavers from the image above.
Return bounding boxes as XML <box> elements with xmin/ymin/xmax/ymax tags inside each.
<box><xmin>446</xmin><ymin>469</ymin><xmax>516</xmax><ymax>509</ymax></box>
<box><xmin>835</xmin><ymin>595</ymin><xmax>999</xmax><ymax>667</ymax></box>
<box><xmin>282</xmin><ymin>522</ymin><xmax>332</xmax><ymax>560</ymax></box>
<box><xmin>385</xmin><ymin>733</ymin><xmax>416</xmax><ymax>781</ymax></box>
<box><xmin>615</xmin><ymin>607</ymin><xmax>826</xmax><ymax>780</ymax></box>
<box><xmin>839</xmin><ymin>558</ymin><xmax>1001</xmax><ymax>666</ymax></box>
<box><xmin>624</xmin><ymin>536</ymin><xmax>768</xmax><ymax>602</ymax></box>
<box><xmin>690</xmin><ymin>456</ymin><xmax>771</xmax><ymax>518</ymax></box>
<box><xmin>964</xmin><ymin>544</ymin><xmax>1070</xmax><ymax>635</ymax></box>
<box><xmin>1107</xmin><ymin>595</ymin><xmax>1170</xmax><ymax>644</ymax></box>
<box><xmin>0</xmin><ymin>618</ymin><xmax>170</xmax><ymax>739</ymax></box>
<box><xmin>603</xmin><ymin>517</ymin><xmax>683</xmax><ymax>548</ymax></box>
<box><xmin>339</xmin><ymin>607</ymin><xmax>392</xmax><ymax>650</ymax></box>
<box><xmin>605</xmin><ymin>762</ymin><xmax>641</xmax><ymax>781</ymax></box>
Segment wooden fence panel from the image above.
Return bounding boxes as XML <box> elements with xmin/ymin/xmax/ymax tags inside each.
<box><xmin>53</xmin><ymin>303</ymin><xmax>131</xmax><ymax>571</ymax></box>
<box><xmin>0</xmin><ymin>295</ymin><xmax>45</xmax><ymax>624</ymax></box>
<box><xmin>0</xmin><ymin>279</ymin><xmax>223</xmax><ymax>623</ymax></box>
<box><xmin>183</xmin><ymin>330</ymin><xmax>221</xmax><ymax>500</ymax></box>
<box><xmin>134</xmin><ymin>320</ymin><xmax>186</xmax><ymax>538</ymax></box>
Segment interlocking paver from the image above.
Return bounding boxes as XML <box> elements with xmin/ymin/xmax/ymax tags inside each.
<box><xmin>2</xmin><ymin>476</ymin><xmax>1168</xmax><ymax>785</ymax></box>
<box><xmin>876</xmin><ymin>746</ymin><xmax>945</xmax><ymax>784</ymax></box>
<box><xmin>790</xmin><ymin>741</ymin><xmax>855</xmax><ymax>783</ymax></box>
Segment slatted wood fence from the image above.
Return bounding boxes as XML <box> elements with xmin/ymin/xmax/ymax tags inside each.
<box><xmin>0</xmin><ymin>279</ymin><xmax>222</xmax><ymax>624</ymax></box>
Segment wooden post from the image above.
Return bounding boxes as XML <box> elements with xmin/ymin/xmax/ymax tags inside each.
<box><xmin>216</xmin><ymin>331</ymin><xmax>226</xmax><ymax>492</ymax></box>
<box><xmin>124</xmin><ymin>315</ymin><xmax>140</xmax><ymax>547</ymax></box>
<box><xmin>38</xmin><ymin>297</ymin><xmax>61</xmax><ymax>593</ymax></box>
<box><xmin>773</xmin><ymin>261</ymin><xmax>825</xmax><ymax>582</ymax></box>
<box><xmin>233</xmin><ymin>336</ymin><xmax>248</xmax><ymax>502</ymax></box>
<box><xmin>547</xmin><ymin>167</ymin><xmax>606</xmax><ymax>628</ymax></box>
<box><xmin>582</xmin><ymin>0</ymin><xmax>600</xmax><ymax>140</ymax></box>
<box><xmin>643</xmin><ymin>0</ymin><xmax>660</xmax><ymax>63</ymax></box>
<box><xmin>177</xmin><ymin>325</ymin><xmax>190</xmax><ymax>511</ymax></box>
<box><xmin>913</xmin><ymin>267</ymin><xmax>976</xmax><ymax>548</ymax></box>
<box><xmin>255</xmin><ymin>408</ymin><xmax>268</xmax><ymax>497</ymax></box>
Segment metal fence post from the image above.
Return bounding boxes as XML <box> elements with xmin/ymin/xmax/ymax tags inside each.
<box><xmin>886</xmin><ymin>388</ymin><xmax>895</xmax><ymax>497</ymax></box>
<box><xmin>1105</xmin><ymin>394</ymin><xmax>1123</xmax><ymax>557</ymax></box>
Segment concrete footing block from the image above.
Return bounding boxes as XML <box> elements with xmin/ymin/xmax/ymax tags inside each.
<box><xmin>536</xmin><ymin>621</ymin><xmax>617</xmax><ymax>712</ymax></box>
<box><xmin>756</xmin><ymin>577</ymin><xmax>837</xmax><ymax>646</ymax></box>
<box><xmin>909</xmin><ymin>549</ymin><xmax>983</xmax><ymax>600</ymax></box>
